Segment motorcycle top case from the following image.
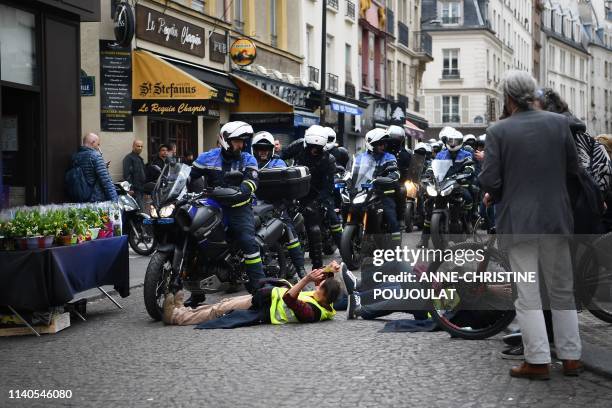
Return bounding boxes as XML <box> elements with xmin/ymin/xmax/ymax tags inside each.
<box><xmin>257</xmin><ymin>166</ymin><xmax>311</xmax><ymax>201</ymax></box>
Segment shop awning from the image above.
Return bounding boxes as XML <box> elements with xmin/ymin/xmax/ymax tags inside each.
<box><xmin>404</xmin><ymin>120</ymin><xmax>425</xmax><ymax>139</ymax></box>
<box><xmin>160</xmin><ymin>56</ymin><xmax>239</xmax><ymax>104</ymax></box>
<box><xmin>229</xmin><ymin>75</ymin><xmax>319</xmax><ymax>128</ymax></box>
<box><xmin>329</xmin><ymin>97</ymin><xmax>363</xmax><ymax>116</ymax></box>
<box><xmin>132</xmin><ymin>50</ymin><xmax>216</xmax><ymax>116</ymax></box>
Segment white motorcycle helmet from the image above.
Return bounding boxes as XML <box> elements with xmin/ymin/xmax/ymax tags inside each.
<box><xmin>478</xmin><ymin>134</ymin><xmax>486</xmax><ymax>143</ymax></box>
<box><xmin>463</xmin><ymin>134</ymin><xmax>476</xmax><ymax>144</ymax></box>
<box><xmin>219</xmin><ymin>121</ymin><xmax>254</xmax><ymax>158</ymax></box>
<box><xmin>440</xmin><ymin>127</ymin><xmax>463</xmax><ymax>152</ymax></box>
<box><xmin>365</xmin><ymin>128</ymin><xmax>390</xmax><ymax>153</ymax></box>
<box><xmin>303</xmin><ymin>125</ymin><xmax>328</xmax><ymax>154</ymax></box>
<box><xmin>324</xmin><ymin>127</ymin><xmax>337</xmax><ymax>151</ymax></box>
<box><xmin>252</xmin><ymin>131</ymin><xmax>275</xmax><ymax>162</ymax></box>
<box><xmin>414</xmin><ymin>142</ymin><xmax>432</xmax><ymax>154</ymax></box>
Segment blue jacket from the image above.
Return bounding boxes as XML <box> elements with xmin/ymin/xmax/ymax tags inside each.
<box><xmin>191</xmin><ymin>148</ymin><xmax>259</xmax><ymax>207</ymax></box>
<box><xmin>258</xmin><ymin>155</ymin><xmax>287</xmax><ymax>169</ymax></box>
<box><xmin>72</xmin><ymin>147</ymin><xmax>117</xmax><ymax>202</ymax></box>
<box><xmin>432</xmin><ymin>148</ymin><xmax>475</xmax><ymax>182</ymax></box>
<box><xmin>352</xmin><ymin>151</ymin><xmax>400</xmax><ymax>181</ymax></box>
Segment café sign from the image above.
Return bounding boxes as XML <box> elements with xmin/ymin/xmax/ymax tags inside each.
<box><xmin>136</xmin><ymin>5</ymin><xmax>205</xmax><ymax>57</ymax></box>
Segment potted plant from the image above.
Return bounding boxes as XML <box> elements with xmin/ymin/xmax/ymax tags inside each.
<box><xmin>39</xmin><ymin>211</ymin><xmax>61</xmax><ymax>248</ymax></box>
<box><xmin>58</xmin><ymin>210</ymin><xmax>77</xmax><ymax>246</ymax></box>
<box><xmin>82</xmin><ymin>208</ymin><xmax>103</xmax><ymax>240</ymax></box>
<box><xmin>98</xmin><ymin>210</ymin><xmax>113</xmax><ymax>239</ymax></box>
<box><xmin>0</xmin><ymin>220</ymin><xmax>16</xmax><ymax>250</ymax></box>
<box><xmin>10</xmin><ymin>211</ymin><xmax>41</xmax><ymax>249</ymax></box>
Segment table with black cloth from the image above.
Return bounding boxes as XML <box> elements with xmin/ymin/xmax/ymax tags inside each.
<box><xmin>0</xmin><ymin>236</ymin><xmax>130</xmax><ymax>312</ymax></box>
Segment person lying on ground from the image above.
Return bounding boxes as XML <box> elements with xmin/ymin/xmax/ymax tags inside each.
<box><xmin>163</xmin><ymin>261</ymin><xmax>343</xmax><ymax>326</ymax></box>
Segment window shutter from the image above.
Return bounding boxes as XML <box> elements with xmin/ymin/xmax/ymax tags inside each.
<box><xmin>434</xmin><ymin>96</ymin><xmax>442</xmax><ymax>124</ymax></box>
<box><xmin>461</xmin><ymin>95</ymin><xmax>470</xmax><ymax>124</ymax></box>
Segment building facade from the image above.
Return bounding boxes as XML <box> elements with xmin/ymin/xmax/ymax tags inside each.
<box><xmin>421</xmin><ymin>0</ymin><xmax>533</xmax><ymax>138</ymax></box>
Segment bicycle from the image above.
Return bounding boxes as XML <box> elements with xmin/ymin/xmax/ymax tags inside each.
<box><xmin>427</xmin><ymin>228</ymin><xmax>612</xmax><ymax>340</ymax></box>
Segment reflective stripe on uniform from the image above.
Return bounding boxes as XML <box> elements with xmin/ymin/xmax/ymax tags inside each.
<box><xmin>286</xmin><ymin>241</ymin><xmax>301</xmax><ymax>250</ymax></box>
<box><xmin>245</xmin><ymin>257</ymin><xmax>262</xmax><ymax>265</ymax></box>
<box><xmin>244</xmin><ymin>179</ymin><xmax>257</xmax><ymax>192</ymax></box>
<box><xmin>383</xmin><ymin>190</ymin><xmax>396</xmax><ymax>195</ymax></box>
<box><xmin>232</xmin><ymin>198</ymin><xmax>252</xmax><ymax>207</ymax></box>
<box><xmin>330</xmin><ymin>224</ymin><xmax>343</xmax><ymax>233</ymax></box>
<box><xmin>424</xmin><ymin>221</ymin><xmax>431</xmax><ymax>227</ymax></box>
<box><xmin>392</xmin><ymin>232</ymin><xmax>402</xmax><ymax>241</ymax></box>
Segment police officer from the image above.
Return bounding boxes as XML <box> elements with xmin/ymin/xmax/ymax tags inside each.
<box><xmin>351</xmin><ymin>128</ymin><xmax>401</xmax><ymax>242</ymax></box>
<box><xmin>387</xmin><ymin>125</ymin><xmax>413</xmax><ymax>230</ymax></box>
<box><xmin>281</xmin><ymin>125</ymin><xmax>340</xmax><ymax>269</ymax></box>
<box><xmin>462</xmin><ymin>134</ymin><xmax>477</xmax><ymax>154</ymax></box>
<box><xmin>251</xmin><ymin>131</ymin><xmax>307</xmax><ymax>280</ymax></box>
<box><xmin>324</xmin><ymin>127</ymin><xmax>350</xmax><ymax>169</ymax></box>
<box><xmin>430</xmin><ymin>139</ymin><xmax>443</xmax><ymax>156</ymax></box>
<box><xmin>190</xmin><ymin>121</ymin><xmax>265</xmax><ymax>293</ymax></box>
<box><xmin>418</xmin><ymin>127</ymin><xmax>475</xmax><ymax>248</ymax></box>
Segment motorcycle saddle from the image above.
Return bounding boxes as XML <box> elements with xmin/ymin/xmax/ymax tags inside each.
<box><xmin>253</xmin><ymin>203</ymin><xmax>275</xmax><ymax>217</ymax></box>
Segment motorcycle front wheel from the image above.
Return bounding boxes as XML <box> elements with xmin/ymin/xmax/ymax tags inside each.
<box><xmin>143</xmin><ymin>252</ymin><xmax>173</xmax><ymax>321</ymax></box>
<box><xmin>128</xmin><ymin>218</ymin><xmax>157</xmax><ymax>256</ymax></box>
<box><xmin>340</xmin><ymin>224</ymin><xmax>363</xmax><ymax>270</ymax></box>
<box><xmin>431</xmin><ymin>212</ymin><xmax>449</xmax><ymax>250</ymax></box>
<box><xmin>404</xmin><ymin>202</ymin><xmax>415</xmax><ymax>233</ymax></box>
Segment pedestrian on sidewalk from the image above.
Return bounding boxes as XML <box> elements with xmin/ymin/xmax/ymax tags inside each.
<box><xmin>163</xmin><ymin>261</ymin><xmax>342</xmax><ymax>327</ymax></box>
<box><xmin>66</xmin><ymin>133</ymin><xmax>117</xmax><ymax>203</ymax></box>
<box><xmin>147</xmin><ymin>144</ymin><xmax>169</xmax><ymax>182</ymax></box>
<box><xmin>479</xmin><ymin>70</ymin><xmax>583</xmax><ymax>380</ymax></box>
<box><xmin>122</xmin><ymin>140</ymin><xmax>146</xmax><ymax>208</ymax></box>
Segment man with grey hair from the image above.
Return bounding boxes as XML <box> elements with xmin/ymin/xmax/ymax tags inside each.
<box><xmin>68</xmin><ymin>133</ymin><xmax>117</xmax><ymax>202</ymax></box>
<box><xmin>479</xmin><ymin>70</ymin><xmax>583</xmax><ymax>380</ymax></box>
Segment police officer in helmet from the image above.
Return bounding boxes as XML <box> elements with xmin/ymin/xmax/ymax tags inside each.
<box><xmin>190</xmin><ymin>121</ymin><xmax>265</xmax><ymax>296</ymax></box>
<box><xmin>324</xmin><ymin>127</ymin><xmax>350</xmax><ymax>169</ymax></box>
<box><xmin>387</xmin><ymin>125</ymin><xmax>413</xmax><ymax>230</ymax></box>
<box><xmin>251</xmin><ymin>131</ymin><xmax>307</xmax><ymax>280</ymax></box>
<box><xmin>281</xmin><ymin>125</ymin><xmax>341</xmax><ymax>269</ymax></box>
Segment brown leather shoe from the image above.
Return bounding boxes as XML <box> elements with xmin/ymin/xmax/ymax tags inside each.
<box><xmin>562</xmin><ymin>360</ymin><xmax>584</xmax><ymax>376</ymax></box>
<box><xmin>509</xmin><ymin>362</ymin><xmax>550</xmax><ymax>380</ymax></box>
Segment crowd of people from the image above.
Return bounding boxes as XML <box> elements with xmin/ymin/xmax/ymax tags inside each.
<box><xmin>64</xmin><ymin>68</ymin><xmax>612</xmax><ymax>381</ymax></box>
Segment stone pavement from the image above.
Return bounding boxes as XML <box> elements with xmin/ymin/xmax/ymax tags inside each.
<box><xmin>1</xmin><ymin>284</ymin><xmax>612</xmax><ymax>408</ymax></box>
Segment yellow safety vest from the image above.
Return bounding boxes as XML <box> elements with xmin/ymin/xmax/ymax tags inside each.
<box><xmin>269</xmin><ymin>287</ymin><xmax>336</xmax><ymax>324</ymax></box>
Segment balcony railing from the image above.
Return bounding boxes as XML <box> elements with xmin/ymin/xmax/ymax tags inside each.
<box><xmin>398</xmin><ymin>22</ymin><xmax>409</xmax><ymax>47</ymax></box>
<box><xmin>442</xmin><ymin>114</ymin><xmax>460</xmax><ymax>123</ymax></box>
<box><xmin>442</xmin><ymin>69</ymin><xmax>460</xmax><ymax>79</ymax></box>
<box><xmin>441</xmin><ymin>16</ymin><xmax>460</xmax><ymax>24</ymax></box>
<box><xmin>308</xmin><ymin>66</ymin><xmax>320</xmax><ymax>84</ymax></box>
<box><xmin>413</xmin><ymin>31</ymin><xmax>432</xmax><ymax>56</ymax></box>
<box><xmin>386</xmin><ymin>8</ymin><xmax>395</xmax><ymax>36</ymax></box>
<box><xmin>346</xmin><ymin>0</ymin><xmax>356</xmax><ymax>20</ymax></box>
<box><xmin>328</xmin><ymin>0</ymin><xmax>339</xmax><ymax>11</ymax></box>
<box><xmin>345</xmin><ymin>82</ymin><xmax>356</xmax><ymax>99</ymax></box>
<box><xmin>327</xmin><ymin>73</ymin><xmax>339</xmax><ymax>93</ymax></box>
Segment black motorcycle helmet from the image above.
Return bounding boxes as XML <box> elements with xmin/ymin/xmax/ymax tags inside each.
<box><xmin>334</xmin><ymin>146</ymin><xmax>350</xmax><ymax>168</ymax></box>
<box><xmin>386</xmin><ymin>125</ymin><xmax>406</xmax><ymax>155</ymax></box>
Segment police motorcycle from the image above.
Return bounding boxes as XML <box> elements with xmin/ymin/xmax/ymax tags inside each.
<box><xmin>142</xmin><ymin>161</ymin><xmax>303</xmax><ymax>321</ymax></box>
<box><xmin>333</xmin><ymin>165</ymin><xmax>351</xmax><ymax>225</ymax></box>
<box><xmin>339</xmin><ymin>154</ymin><xmax>398</xmax><ymax>270</ymax></box>
<box><xmin>422</xmin><ymin>157</ymin><xmax>474</xmax><ymax>250</ymax></box>
<box><xmin>114</xmin><ymin>181</ymin><xmax>157</xmax><ymax>255</ymax></box>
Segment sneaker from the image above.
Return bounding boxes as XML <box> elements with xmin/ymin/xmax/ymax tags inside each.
<box><xmin>341</xmin><ymin>263</ymin><xmax>358</xmax><ymax>295</ymax></box>
<box><xmin>347</xmin><ymin>293</ymin><xmax>362</xmax><ymax>320</ymax></box>
<box><xmin>502</xmin><ymin>332</ymin><xmax>523</xmax><ymax>347</ymax></box>
<box><xmin>500</xmin><ymin>345</ymin><xmax>525</xmax><ymax>360</ymax></box>
<box><xmin>162</xmin><ymin>293</ymin><xmax>175</xmax><ymax>325</ymax></box>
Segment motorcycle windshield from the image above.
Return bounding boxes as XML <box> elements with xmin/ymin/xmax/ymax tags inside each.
<box><xmin>404</xmin><ymin>152</ymin><xmax>425</xmax><ymax>182</ymax></box>
<box><xmin>351</xmin><ymin>154</ymin><xmax>376</xmax><ymax>191</ymax></box>
<box><xmin>153</xmin><ymin>163</ymin><xmax>190</xmax><ymax>208</ymax></box>
<box><xmin>432</xmin><ymin>159</ymin><xmax>453</xmax><ymax>183</ymax></box>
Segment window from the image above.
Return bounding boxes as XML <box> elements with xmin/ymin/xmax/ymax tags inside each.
<box><xmin>326</xmin><ymin>34</ymin><xmax>334</xmax><ymax>74</ymax></box>
<box><xmin>216</xmin><ymin>0</ymin><xmax>228</xmax><ymax>20</ymax></box>
<box><xmin>442</xmin><ymin>49</ymin><xmax>459</xmax><ymax>78</ymax></box>
<box><xmin>560</xmin><ymin>50</ymin><xmax>566</xmax><ymax>73</ymax></box>
<box><xmin>174</xmin><ymin>0</ymin><xmax>205</xmax><ymax>13</ymax></box>
<box><xmin>441</xmin><ymin>1</ymin><xmax>461</xmax><ymax>24</ymax></box>
<box><xmin>0</xmin><ymin>5</ymin><xmax>37</xmax><ymax>86</ymax></box>
<box><xmin>270</xmin><ymin>0</ymin><xmax>277</xmax><ymax>47</ymax></box>
<box><xmin>560</xmin><ymin>84</ymin><xmax>566</xmax><ymax>100</ymax></box>
<box><xmin>306</xmin><ymin>25</ymin><xmax>314</xmax><ymax>65</ymax></box>
<box><xmin>398</xmin><ymin>0</ymin><xmax>407</xmax><ymax>23</ymax></box>
<box><xmin>570</xmin><ymin>87</ymin><xmax>576</xmax><ymax>113</ymax></box>
<box><xmin>234</xmin><ymin>0</ymin><xmax>244</xmax><ymax>32</ymax></box>
<box><xmin>443</xmin><ymin>96</ymin><xmax>460</xmax><ymax>123</ymax></box>
<box><xmin>580</xmin><ymin>58</ymin><xmax>585</xmax><ymax>80</ymax></box>
<box><xmin>570</xmin><ymin>54</ymin><xmax>576</xmax><ymax>77</ymax></box>
<box><xmin>549</xmin><ymin>45</ymin><xmax>555</xmax><ymax>70</ymax></box>
<box><xmin>486</xmin><ymin>49</ymin><xmax>490</xmax><ymax>81</ymax></box>
<box><xmin>345</xmin><ymin>43</ymin><xmax>352</xmax><ymax>82</ymax></box>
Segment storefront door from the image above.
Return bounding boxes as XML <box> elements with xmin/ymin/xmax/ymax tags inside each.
<box><xmin>147</xmin><ymin>117</ymin><xmax>197</xmax><ymax>162</ymax></box>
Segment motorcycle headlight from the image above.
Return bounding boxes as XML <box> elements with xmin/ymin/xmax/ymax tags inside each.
<box><xmin>426</xmin><ymin>185</ymin><xmax>438</xmax><ymax>197</ymax></box>
<box><xmin>120</xmin><ymin>180</ymin><xmax>131</xmax><ymax>192</ymax></box>
<box><xmin>404</xmin><ymin>180</ymin><xmax>418</xmax><ymax>197</ymax></box>
<box><xmin>353</xmin><ymin>193</ymin><xmax>367</xmax><ymax>204</ymax></box>
<box><xmin>119</xmin><ymin>195</ymin><xmax>137</xmax><ymax>211</ymax></box>
<box><xmin>441</xmin><ymin>185</ymin><xmax>454</xmax><ymax>197</ymax></box>
<box><xmin>159</xmin><ymin>204</ymin><xmax>175</xmax><ymax>218</ymax></box>
<box><xmin>150</xmin><ymin>207</ymin><xmax>158</xmax><ymax>218</ymax></box>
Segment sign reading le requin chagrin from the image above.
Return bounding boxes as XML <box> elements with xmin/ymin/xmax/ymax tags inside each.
<box><xmin>131</xmin><ymin>50</ymin><xmax>215</xmax><ymax>115</ymax></box>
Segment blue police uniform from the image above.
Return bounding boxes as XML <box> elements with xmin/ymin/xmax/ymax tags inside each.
<box><xmin>352</xmin><ymin>151</ymin><xmax>401</xmax><ymax>239</ymax></box>
<box><xmin>191</xmin><ymin>147</ymin><xmax>265</xmax><ymax>291</ymax></box>
<box><xmin>256</xmin><ymin>154</ymin><xmax>305</xmax><ymax>275</ymax></box>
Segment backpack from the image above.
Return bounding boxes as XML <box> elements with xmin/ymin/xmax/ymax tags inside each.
<box><xmin>571</xmin><ymin>168</ymin><xmax>605</xmax><ymax>234</ymax></box>
<box><xmin>65</xmin><ymin>156</ymin><xmax>94</xmax><ymax>202</ymax></box>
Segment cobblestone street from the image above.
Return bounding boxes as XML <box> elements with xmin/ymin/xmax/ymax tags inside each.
<box><xmin>2</xmin><ymin>277</ymin><xmax>612</xmax><ymax>407</ymax></box>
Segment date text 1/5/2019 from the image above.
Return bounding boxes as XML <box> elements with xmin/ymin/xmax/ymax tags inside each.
<box><xmin>9</xmin><ymin>390</ymin><xmax>72</xmax><ymax>399</ymax></box>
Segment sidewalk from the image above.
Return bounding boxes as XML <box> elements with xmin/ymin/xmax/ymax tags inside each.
<box><xmin>579</xmin><ymin>312</ymin><xmax>612</xmax><ymax>379</ymax></box>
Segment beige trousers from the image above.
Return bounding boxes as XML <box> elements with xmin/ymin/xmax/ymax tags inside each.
<box><xmin>172</xmin><ymin>295</ymin><xmax>253</xmax><ymax>326</ymax></box>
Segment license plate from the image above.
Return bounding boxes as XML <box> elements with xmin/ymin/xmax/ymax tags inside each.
<box><xmin>143</xmin><ymin>218</ymin><xmax>174</xmax><ymax>225</ymax></box>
